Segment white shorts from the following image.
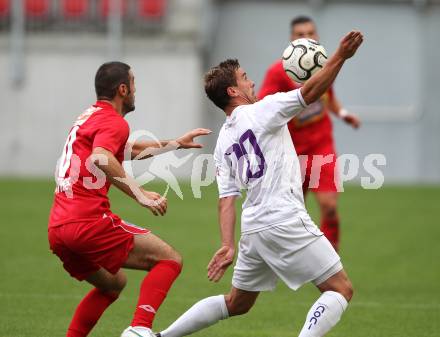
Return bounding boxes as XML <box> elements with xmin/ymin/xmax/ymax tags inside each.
<box><xmin>232</xmin><ymin>221</ymin><xmax>342</xmax><ymax>292</ymax></box>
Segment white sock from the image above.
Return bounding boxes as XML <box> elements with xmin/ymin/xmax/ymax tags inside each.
<box><xmin>298</xmin><ymin>291</ymin><xmax>348</xmax><ymax>337</ymax></box>
<box><xmin>160</xmin><ymin>295</ymin><xmax>229</xmax><ymax>337</ymax></box>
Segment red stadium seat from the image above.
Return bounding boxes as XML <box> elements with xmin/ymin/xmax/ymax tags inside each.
<box><xmin>99</xmin><ymin>0</ymin><xmax>127</xmax><ymax>18</ymax></box>
<box><xmin>0</xmin><ymin>0</ymin><xmax>9</xmax><ymax>17</ymax></box>
<box><xmin>25</xmin><ymin>0</ymin><xmax>50</xmax><ymax>17</ymax></box>
<box><xmin>139</xmin><ymin>0</ymin><xmax>166</xmax><ymax>19</ymax></box>
<box><xmin>62</xmin><ymin>0</ymin><xmax>89</xmax><ymax>18</ymax></box>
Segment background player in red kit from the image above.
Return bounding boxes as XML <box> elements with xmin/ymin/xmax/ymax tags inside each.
<box><xmin>258</xmin><ymin>16</ymin><xmax>360</xmax><ymax>250</ymax></box>
<box><xmin>48</xmin><ymin>62</ymin><xmax>211</xmax><ymax>337</ymax></box>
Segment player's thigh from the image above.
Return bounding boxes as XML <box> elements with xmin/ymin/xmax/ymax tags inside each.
<box><xmin>259</xmin><ymin>227</ymin><xmax>340</xmax><ymax>291</ymax></box>
<box><xmin>124</xmin><ymin>233</ymin><xmax>181</xmax><ymax>271</ymax></box>
<box><xmin>232</xmin><ymin>234</ymin><xmax>278</xmax><ymax>292</ymax></box>
<box><xmin>86</xmin><ymin>267</ymin><xmax>127</xmax><ymax>294</ymax></box>
<box><xmin>225</xmin><ymin>286</ymin><xmax>260</xmax><ymax>316</ymax></box>
<box><xmin>316</xmin><ymin>269</ymin><xmax>353</xmax><ymax>302</ymax></box>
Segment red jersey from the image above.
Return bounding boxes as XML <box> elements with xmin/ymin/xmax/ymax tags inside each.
<box><xmin>258</xmin><ymin>60</ymin><xmax>334</xmax><ymax>150</ymax></box>
<box><xmin>48</xmin><ymin>101</ymin><xmax>130</xmax><ymax>228</ymax></box>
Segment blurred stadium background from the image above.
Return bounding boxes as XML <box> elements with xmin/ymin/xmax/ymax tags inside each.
<box><xmin>0</xmin><ymin>0</ymin><xmax>439</xmax><ymax>182</ymax></box>
<box><xmin>0</xmin><ymin>1</ymin><xmax>439</xmax><ymax>337</ymax></box>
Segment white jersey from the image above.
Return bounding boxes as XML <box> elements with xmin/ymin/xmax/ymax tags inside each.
<box><xmin>214</xmin><ymin>89</ymin><xmax>313</xmax><ymax>234</ymax></box>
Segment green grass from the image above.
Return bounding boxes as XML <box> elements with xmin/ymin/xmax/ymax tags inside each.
<box><xmin>0</xmin><ymin>179</ymin><xmax>439</xmax><ymax>337</ymax></box>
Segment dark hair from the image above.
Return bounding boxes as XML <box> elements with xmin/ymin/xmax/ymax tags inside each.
<box><xmin>95</xmin><ymin>61</ymin><xmax>131</xmax><ymax>100</ymax></box>
<box><xmin>204</xmin><ymin>59</ymin><xmax>240</xmax><ymax>110</ymax></box>
<box><xmin>290</xmin><ymin>15</ymin><xmax>314</xmax><ymax>29</ymax></box>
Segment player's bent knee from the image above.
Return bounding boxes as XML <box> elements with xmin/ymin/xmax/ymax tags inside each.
<box><xmin>318</xmin><ymin>196</ymin><xmax>338</xmax><ymax>218</ymax></box>
<box><xmin>326</xmin><ymin>208</ymin><xmax>338</xmax><ymax>220</ymax></box>
<box><xmin>229</xmin><ymin>302</ymin><xmax>253</xmax><ymax>316</ymax></box>
<box><xmin>225</xmin><ymin>296</ymin><xmax>254</xmax><ymax>316</ymax></box>
<box><xmin>133</xmin><ymin>245</ymin><xmax>183</xmax><ymax>271</ymax></box>
<box><xmin>318</xmin><ymin>270</ymin><xmax>353</xmax><ymax>302</ymax></box>
<box><xmin>168</xmin><ymin>250</ymin><xmax>183</xmax><ymax>267</ymax></box>
<box><xmin>109</xmin><ymin>273</ymin><xmax>127</xmax><ymax>293</ymax></box>
<box><xmin>343</xmin><ymin>280</ymin><xmax>354</xmax><ymax>302</ymax></box>
<box><xmin>157</xmin><ymin>248</ymin><xmax>183</xmax><ymax>269</ymax></box>
<box><xmin>117</xmin><ymin>273</ymin><xmax>128</xmax><ymax>290</ymax></box>
<box><xmin>334</xmin><ymin>278</ymin><xmax>354</xmax><ymax>302</ymax></box>
<box><xmin>97</xmin><ymin>273</ymin><xmax>127</xmax><ymax>294</ymax></box>
<box><xmin>321</xmin><ymin>203</ymin><xmax>338</xmax><ymax>219</ymax></box>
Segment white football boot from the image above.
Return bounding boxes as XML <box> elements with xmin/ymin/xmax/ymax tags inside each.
<box><xmin>120</xmin><ymin>326</ymin><xmax>156</xmax><ymax>337</ymax></box>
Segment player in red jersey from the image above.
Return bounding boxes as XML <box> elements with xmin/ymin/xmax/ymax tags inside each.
<box><xmin>48</xmin><ymin>62</ymin><xmax>211</xmax><ymax>337</ymax></box>
<box><xmin>258</xmin><ymin>16</ymin><xmax>360</xmax><ymax>251</ymax></box>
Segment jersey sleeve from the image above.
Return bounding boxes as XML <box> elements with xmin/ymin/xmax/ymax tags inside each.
<box><xmin>214</xmin><ymin>142</ymin><xmax>242</xmax><ymax>199</ymax></box>
<box><xmin>92</xmin><ymin>116</ymin><xmax>130</xmax><ymax>155</ymax></box>
<box><xmin>252</xmin><ymin>89</ymin><xmax>307</xmax><ymax>132</ymax></box>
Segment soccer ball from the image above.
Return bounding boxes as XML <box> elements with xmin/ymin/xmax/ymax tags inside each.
<box><xmin>282</xmin><ymin>38</ymin><xmax>328</xmax><ymax>83</ymax></box>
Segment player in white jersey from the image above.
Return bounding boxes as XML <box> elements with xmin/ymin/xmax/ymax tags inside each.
<box><xmin>157</xmin><ymin>30</ymin><xmax>363</xmax><ymax>337</ymax></box>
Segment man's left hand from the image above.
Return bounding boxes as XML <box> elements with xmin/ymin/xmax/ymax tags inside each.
<box><xmin>176</xmin><ymin>128</ymin><xmax>212</xmax><ymax>149</ymax></box>
<box><xmin>343</xmin><ymin>113</ymin><xmax>361</xmax><ymax>129</ymax></box>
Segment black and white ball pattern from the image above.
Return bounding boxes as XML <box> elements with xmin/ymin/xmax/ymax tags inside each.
<box><xmin>282</xmin><ymin>38</ymin><xmax>328</xmax><ymax>83</ymax></box>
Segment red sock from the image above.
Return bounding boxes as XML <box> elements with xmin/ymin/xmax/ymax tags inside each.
<box><xmin>131</xmin><ymin>260</ymin><xmax>182</xmax><ymax>329</ymax></box>
<box><xmin>67</xmin><ymin>288</ymin><xmax>118</xmax><ymax>337</ymax></box>
<box><xmin>321</xmin><ymin>216</ymin><xmax>340</xmax><ymax>251</ymax></box>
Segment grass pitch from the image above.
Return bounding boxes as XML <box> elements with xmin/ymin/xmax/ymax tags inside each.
<box><xmin>0</xmin><ymin>179</ymin><xmax>439</xmax><ymax>337</ymax></box>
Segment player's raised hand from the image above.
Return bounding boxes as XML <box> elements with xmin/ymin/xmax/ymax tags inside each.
<box><xmin>176</xmin><ymin>128</ymin><xmax>212</xmax><ymax>149</ymax></box>
<box><xmin>138</xmin><ymin>189</ymin><xmax>168</xmax><ymax>216</ymax></box>
<box><xmin>343</xmin><ymin>113</ymin><xmax>361</xmax><ymax>129</ymax></box>
<box><xmin>337</xmin><ymin>30</ymin><xmax>364</xmax><ymax>60</ymax></box>
<box><xmin>207</xmin><ymin>246</ymin><xmax>235</xmax><ymax>282</ymax></box>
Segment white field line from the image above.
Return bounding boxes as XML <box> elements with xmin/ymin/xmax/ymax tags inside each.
<box><xmin>0</xmin><ymin>293</ymin><xmax>438</xmax><ymax>310</ymax></box>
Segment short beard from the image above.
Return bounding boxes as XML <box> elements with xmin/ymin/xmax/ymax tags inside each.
<box><xmin>123</xmin><ymin>102</ymin><xmax>135</xmax><ymax>115</ymax></box>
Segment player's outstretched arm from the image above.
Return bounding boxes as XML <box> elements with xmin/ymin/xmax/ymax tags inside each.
<box><xmin>207</xmin><ymin>196</ymin><xmax>237</xmax><ymax>282</ymax></box>
<box><xmin>92</xmin><ymin>147</ymin><xmax>167</xmax><ymax>216</ymax></box>
<box><xmin>301</xmin><ymin>30</ymin><xmax>363</xmax><ymax>105</ymax></box>
<box><xmin>128</xmin><ymin>128</ymin><xmax>212</xmax><ymax>160</ymax></box>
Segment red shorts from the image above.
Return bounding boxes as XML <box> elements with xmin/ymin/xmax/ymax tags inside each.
<box><xmin>48</xmin><ymin>214</ymin><xmax>150</xmax><ymax>281</ymax></box>
<box><xmin>296</xmin><ymin>140</ymin><xmax>339</xmax><ymax>193</ymax></box>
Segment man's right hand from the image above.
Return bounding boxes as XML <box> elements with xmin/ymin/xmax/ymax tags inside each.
<box><xmin>138</xmin><ymin>190</ymin><xmax>168</xmax><ymax>216</ymax></box>
<box><xmin>301</xmin><ymin>30</ymin><xmax>363</xmax><ymax>105</ymax></box>
<box><xmin>336</xmin><ymin>30</ymin><xmax>364</xmax><ymax>60</ymax></box>
<box><xmin>207</xmin><ymin>245</ymin><xmax>235</xmax><ymax>282</ymax></box>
